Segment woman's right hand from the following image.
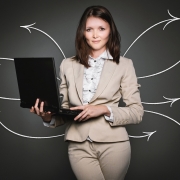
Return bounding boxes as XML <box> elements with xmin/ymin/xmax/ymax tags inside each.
<box><xmin>30</xmin><ymin>98</ymin><xmax>53</xmax><ymax>122</ymax></box>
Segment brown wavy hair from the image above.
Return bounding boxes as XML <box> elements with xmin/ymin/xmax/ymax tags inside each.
<box><xmin>73</xmin><ymin>5</ymin><xmax>121</xmax><ymax>68</ymax></box>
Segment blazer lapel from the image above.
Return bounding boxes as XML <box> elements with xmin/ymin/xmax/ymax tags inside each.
<box><xmin>89</xmin><ymin>59</ymin><xmax>117</xmax><ymax>103</ymax></box>
<box><xmin>72</xmin><ymin>60</ymin><xmax>84</xmax><ymax>105</ymax></box>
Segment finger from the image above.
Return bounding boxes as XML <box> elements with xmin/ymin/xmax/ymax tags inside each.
<box><xmin>34</xmin><ymin>98</ymin><xmax>39</xmax><ymax>108</ymax></box>
<box><xmin>81</xmin><ymin>113</ymin><xmax>92</xmax><ymax>121</ymax></box>
<box><xmin>30</xmin><ymin>106</ymin><xmax>36</xmax><ymax>113</ymax></box>
<box><xmin>74</xmin><ymin>111</ymin><xmax>85</xmax><ymax>121</ymax></box>
<box><xmin>39</xmin><ymin>102</ymin><xmax>44</xmax><ymax>114</ymax></box>
<box><xmin>34</xmin><ymin>99</ymin><xmax>41</xmax><ymax>115</ymax></box>
<box><xmin>74</xmin><ymin>109</ymin><xmax>88</xmax><ymax>121</ymax></box>
<box><xmin>78</xmin><ymin>113</ymin><xmax>88</xmax><ymax>122</ymax></box>
<box><xmin>81</xmin><ymin>115</ymin><xmax>90</xmax><ymax>121</ymax></box>
<box><xmin>30</xmin><ymin>106</ymin><xmax>34</xmax><ymax>112</ymax></box>
<box><xmin>78</xmin><ymin>109</ymin><xmax>89</xmax><ymax>121</ymax></box>
<box><xmin>74</xmin><ymin>114</ymin><xmax>80</xmax><ymax>121</ymax></box>
<box><xmin>34</xmin><ymin>106</ymin><xmax>40</xmax><ymax>115</ymax></box>
<box><xmin>70</xmin><ymin>107</ymin><xmax>77</xmax><ymax>110</ymax></box>
<box><xmin>70</xmin><ymin>105</ymin><xmax>85</xmax><ymax>110</ymax></box>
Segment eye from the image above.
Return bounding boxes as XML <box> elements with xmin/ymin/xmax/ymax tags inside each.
<box><xmin>86</xmin><ymin>29</ymin><xmax>91</xmax><ymax>32</ymax></box>
<box><xmin>100</xmin><ymin>27</ymin><xmax>105</xmax><ymax>31</ymax></box>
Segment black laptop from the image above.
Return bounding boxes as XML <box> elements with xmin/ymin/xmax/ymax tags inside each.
<box><xmin>14</xmin><ymin>57</ymin><xmax>82</xmax><ymax>116</ymax></box>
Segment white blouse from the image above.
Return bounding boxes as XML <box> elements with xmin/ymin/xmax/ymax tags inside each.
<box><xmin>82</xmin><ymin>50</ymin><xmax>113</xmax><ymax>122</ymax></box>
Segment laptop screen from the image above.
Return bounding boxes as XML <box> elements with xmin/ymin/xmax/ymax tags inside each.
<box><xmin>14</xmin><ymin>57</ymin><xmax>61</xmax><ymax>112</ymax></box>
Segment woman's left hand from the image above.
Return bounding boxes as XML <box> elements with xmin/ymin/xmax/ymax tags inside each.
<box><xmin>70</xmin><ymin>105</ymin><xmax>110</xmax><ymax>122</ymax></box>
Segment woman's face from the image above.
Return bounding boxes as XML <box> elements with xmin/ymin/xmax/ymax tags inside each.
<box><xmin>84</xmin><ymin>16</ymin><xmax>110</xmax><ymax>56</ymax></box>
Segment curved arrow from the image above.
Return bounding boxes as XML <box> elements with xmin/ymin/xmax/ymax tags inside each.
<box><xmin>20</xmin><ymin>22</ymin><xmax>66</xmax><ymax>59</ymax></box>
<box><xmin>0</xmin><ymin>121</ymin><xmax>64</xmax><ymax>139</ymax></box>
<box><xmin>0</xmin><ymin>97</ymin><xmax>20</xmax><ymax>100</ymax></box>
<box><xmin>138</xmin><ymin>60</ymin><xmax>180</xmax><ymax>79</ymax></box>
<box><xmin>142</xmin><ymin>96</ymin><xmax>180</xmax><ymax>107</ymax></box>
<box><xmin>0</xmin><ymin>58</ymin><xmax>14</xmax><ymax>61</ymax></box>
<box><xmin>0</xmin><ymin>119</ymin><xmax>156</xmax><ymax>141</ymax></box>
<box><xmin>144</xmin><ymin>110</ymin><xmax>180</xmax><ymax>126</ymax></box>
<box><xmin>129</xmin><ymin>131</ymin><xmax>156</xmax><ymax>141</ymax></box>
<box><xmin>123</xmin><ymin>9</ymin><xmax>180</xmax><ymax>57</ymax></box>
<box><xmin>0</xmin><ymin>57</ymin><xmax>14</xmax><ymax>65</ymax></box>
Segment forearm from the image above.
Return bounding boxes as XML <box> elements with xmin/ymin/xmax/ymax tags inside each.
<box><xmin>109</xmin><ymin>103</ymin><xmax>144</xmax><ymax>126</ymax></box>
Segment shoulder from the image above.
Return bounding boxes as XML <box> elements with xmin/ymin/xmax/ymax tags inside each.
<box><xmin>60</xmin><ymin>56</ymin><xmax>77</xmax><ymax>67</ymax></box>
<box><xmin>61</xmin><ymin>56</ymin><xmax>76</xmax><ymax>63</ymax></box>
<box><xmin>118</xmin><ymin>56</ymin><xmax>135</xmax><ymax>69</ymax></box>
<box><xmin>111</xmin><ymin>56</ymin><xmax>133</xmax><ymax>68</ymax></box>
<box><xmin>112</xmin><ymin>56</ymin><xmax>135</xmax><ymax>74</ymax></box>
<box><xmin>119</xmin><ymin>56</ymin><xmax>132</xmax><ymax>65</ymax></box>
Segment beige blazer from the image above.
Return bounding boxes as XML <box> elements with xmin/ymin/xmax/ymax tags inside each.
<box><xmin>51</xmin><ymin>56</ymin><xmax>144</xmax><ymax>142</ymax></box>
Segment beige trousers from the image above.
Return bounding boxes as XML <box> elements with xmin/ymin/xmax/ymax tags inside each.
<box><xmin>68</xmin><ymin>140</ymin><xmax>131</xmax><ymax>180</ymax></box>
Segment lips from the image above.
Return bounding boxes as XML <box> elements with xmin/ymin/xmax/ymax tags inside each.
<box><xmin>92</xmin><ymin>40</ymin><xmax>100</xmax><ymax>43</ymax></box>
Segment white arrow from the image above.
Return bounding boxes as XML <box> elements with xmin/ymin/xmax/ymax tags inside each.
<box><xmin>20</xmin><ymin>22</ymin><xmax>66</xmax><ymax>59</ymax></box>
<box><xmin>0</xmin><ymin>58</ymin><xmax>14</xmax><ymax>61</ymax></box>
<box><xmin>1</xmin><ymin>119</ymin><xmax>156</xmax><ymax>141</ymax></box>
<box><xmin>123</xmin><ymin>9</ymin><xmax>180</xmax><ymax>57</ymax></box>
<box><xmin>0</xmin><ymin>121</ymin><xmax>65</xmax><ymax>139</ymax></box>
<box><xmin>0</xmin><ymin>97</ymin><xmax>20</xmax><ymax>100</ymax></box>
<box><xmin>0</xmin><ymin>57</ymin><xmax>14</xmax><ymax>65</ymax></box>
<box><xmin>142</xmin><ymin>96</ymin><xmax>180</xmax><ymax>107</ymax></box>
<box><xmin>138</xmin><ymin>60</ymin><xmax>180</xmax><ymax>79</ymax></box>
<box><xmin>144</xmin><ymin>110</ymin><xmax>180</xmax><ymax>126</ymax></box>
<box><xmin>0</xmin><ymin>108</ymin><xmax>156</xmax><ymax>142</ymax></box>
<box><xmin>129</xmin><ymin>131</ymin><xmax>156</xmax><ymax>141</ymax></box>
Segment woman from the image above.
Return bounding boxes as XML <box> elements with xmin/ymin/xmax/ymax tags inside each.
<box><xmin>30</xmin><ymin>5</ymin><xmax>144</xmax><ymax>180</ymax></box>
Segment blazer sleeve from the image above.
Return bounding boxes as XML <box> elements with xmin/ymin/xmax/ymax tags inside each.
<box><xmin>109</xmin><ymin>59</ymin><xmax>144</xmax><ymax>127</ymax></box>
<box><xmin>48</xmin><ymin>59</ymin><xmax>70</xmax><ymax>128</ymax></box>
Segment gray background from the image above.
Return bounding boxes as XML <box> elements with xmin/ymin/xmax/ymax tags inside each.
<box><xmin>0</xmin><ymin>0</ymin><xmax>180</xmax><ymax>179</ymax></box>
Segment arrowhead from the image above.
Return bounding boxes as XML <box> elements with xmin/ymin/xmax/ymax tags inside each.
<box><xmin>20</xmin><ymin>22</ymin><xmax>36</xmax><ymax>33</ymax></box>
<box><xmin>163</xmin><ymin>96</ymin><xmax>180</xmax><ymax>107</ymax></box>
<box><xmin>143</xmin><ymin>131</ymin><xmax>156</xmax><ymax>141</ymax></box>
<box><xmin>167</xmin><ymin>9</ymin><xmax>178</xmax><ymax>19</ymax></box>
<box><xmin>163</xmin><ymin>10</ymin><xmax>180</xmax><ymax>30</ymax></box>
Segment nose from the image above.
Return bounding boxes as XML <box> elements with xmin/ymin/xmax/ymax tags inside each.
<box><xmin>93</xmin><ymin>30</ymin><xmax>98</xmax><ymax>38</ymax></box>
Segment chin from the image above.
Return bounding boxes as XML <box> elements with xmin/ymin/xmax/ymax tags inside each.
<box><xmin>90</xmin><ymin>45</ymin><xmax>105</xmax><ymax>50</ymax></box>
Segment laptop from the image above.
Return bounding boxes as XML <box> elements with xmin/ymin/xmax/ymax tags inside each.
<box><xmin>14</xmin><ymin>57</ymin><xmax>82</xmax><ymax>116</ymax></box>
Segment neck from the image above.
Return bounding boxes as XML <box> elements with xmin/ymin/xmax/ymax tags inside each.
<box><xmin>90</xmin><ymin>48</ymin><xmax>106</xmax><ymax>59</ymax></box>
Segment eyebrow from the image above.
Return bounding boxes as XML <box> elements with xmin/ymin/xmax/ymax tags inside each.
<box><xmin>86</xmin><ymin>26</ymin><xmax>105</xmax><ymax>28</ymax></box>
